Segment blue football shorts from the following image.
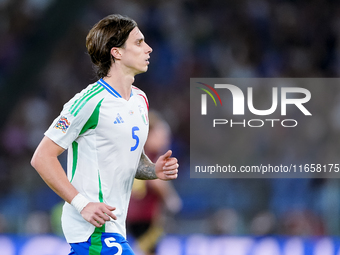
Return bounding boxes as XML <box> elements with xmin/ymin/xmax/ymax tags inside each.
<box><xmin>69</xmin><ymin>232</ymin><xmax>135</xmax><ymax>255</ymax></box>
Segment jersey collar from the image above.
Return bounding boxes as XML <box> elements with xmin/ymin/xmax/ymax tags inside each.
<box><xmin>98</xmin><ymin>79</ymin><xmax>133</xmax><ymax>98</ymax></box>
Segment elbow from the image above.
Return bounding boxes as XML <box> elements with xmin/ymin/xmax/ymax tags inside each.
<box><xmin>30</xmin><ymin>136</ymin><xmax>63</xmax><ymax>171</ymax></box>
<box><xmin>30</xmin><ymin>153</ymin><xmax>38</xmax><ymax>170</ymax></box>
<box><xmin>31</xmin><ymin>150</ymin><xmax>42</xmax><ymax>171</ymax></box>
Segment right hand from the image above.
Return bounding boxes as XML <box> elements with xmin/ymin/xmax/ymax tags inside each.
<box><xmin>80</xmin><ymin>202</ymin><xmax>117</xmax><ymax>228</ymax></box>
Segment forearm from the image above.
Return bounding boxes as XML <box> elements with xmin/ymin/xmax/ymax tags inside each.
<box><xmin>33</xmin><ymin>156</ymin><xmax>78</xmax><ymax>203</ymax></box>
<box><xmin>31</xmin><ymin>137</ymin><xmax>78</xmax><ymax>203</ymax></box>
<box><xmin>135</xmin><ymin>151</ymin><xmax>158</xmax><ymax>180</ymax></box>
<box><xmin>32</xmin><ymin>137</ymin><xmax>117</xmax><ymax>228</ymax></box>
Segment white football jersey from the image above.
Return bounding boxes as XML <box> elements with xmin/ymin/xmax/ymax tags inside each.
<box><xmin>45</xmin><ymin>79</ymin><xmax>149</xmax><ymax>243</ymax></box>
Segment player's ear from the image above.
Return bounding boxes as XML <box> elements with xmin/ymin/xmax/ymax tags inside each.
<box><xmin>111</xmin><ymin>47</ymin><xmax>122</xmax><ymax>60</ymax></box>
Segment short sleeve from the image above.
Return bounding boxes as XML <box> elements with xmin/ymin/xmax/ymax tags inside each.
<box><xmin>45</xmin><ymin>84</ymin><xmax>105</xmax><ymax>149</ymax></box>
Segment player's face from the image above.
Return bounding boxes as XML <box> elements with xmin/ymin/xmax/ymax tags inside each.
<box><xmin>120</xmin><ymin>27</ymin><xmax>152</xmax><ymax>76</ymax></box>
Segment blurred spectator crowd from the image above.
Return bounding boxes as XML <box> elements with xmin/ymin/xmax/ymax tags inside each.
<box><xmin>1</xmin><ymin>0</ymin><xmax>340</xmax><ymax>239</ymax></box>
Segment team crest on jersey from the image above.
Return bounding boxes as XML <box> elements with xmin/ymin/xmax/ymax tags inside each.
<box><xmin>54</xmin><ymin>116</ymin><xmax>70</xmax><ymax>133</ymax></box>
<box><xmin>139</xmin><ymin>105</ymin><xmax>148</xmax><ymax>125</ymax></box>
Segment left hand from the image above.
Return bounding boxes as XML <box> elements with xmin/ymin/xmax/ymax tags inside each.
<box><xmin>155</xmin><ymin>150</ymin><xmax>179</xmax><ymax>180</ymax></box>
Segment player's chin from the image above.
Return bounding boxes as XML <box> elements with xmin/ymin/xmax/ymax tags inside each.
<box><xmin>135</xmin><ymin>67</ymin><xmax>148</xmax><ymax>75</ymax></box>
<box><xmin>142</xmin><ymin>63</ymin><xmax>149</xmax><ymax>70</ymax></box>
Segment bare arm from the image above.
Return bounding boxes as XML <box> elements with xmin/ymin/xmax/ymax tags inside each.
<box><xmin>135</xmin><ymin>150</ymin><xmax>179</xmax><ymax>180</ymax></box>
<box><xmin>135</xmin><ymin>152</ymin><xmax>157</xmax><ymax>180</ymax></box>
<box><xmin>31</xmin><ymin>136</ymin><xmax>78</xmax><ymax>203</ymax></box>
<box><xmin>31</xmin><ymin>136</ymin><xmax>116</xmax><ymax>227</ymax></box>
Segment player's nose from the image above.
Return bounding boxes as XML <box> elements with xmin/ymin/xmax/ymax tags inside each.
<box><xmin>145</xmin><ymin>42</ymin><xmax>152</xmax><ymax>54</ymax></box>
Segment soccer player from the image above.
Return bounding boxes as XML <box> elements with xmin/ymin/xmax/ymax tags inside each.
<box><xmin>31</xmin><ymin>14</ymin><xmax>179</xmax><ymax>255</ymax></box>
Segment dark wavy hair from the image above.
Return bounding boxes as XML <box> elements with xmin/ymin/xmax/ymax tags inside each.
<box><xmin>86</xmin><ymin>14</ymin><xmax>137</xmax><ymax>78</ymax></box>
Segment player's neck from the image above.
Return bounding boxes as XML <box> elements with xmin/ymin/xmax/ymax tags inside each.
<box><xmin>103</xmin><ymin>68</ymin><xmax>135</xmax><ymax>100</ymax></box>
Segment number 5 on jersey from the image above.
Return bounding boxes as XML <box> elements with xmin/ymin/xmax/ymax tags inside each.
<box><xmin>130</xmin><ymin>126</ymin><xmax>140</xmax><ymax>151</ymax></box>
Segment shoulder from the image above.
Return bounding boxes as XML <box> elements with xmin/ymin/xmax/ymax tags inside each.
<box><xmin>67</xmin><ymin>82</ymin><xmax>106</xmax><ymax>118</ymax></box>
<box><xmin>132</xmin><ymin>85</ymin><xmax>149</xmax><ymax>110</ymax></box>
<box><xmin>132</xmin><ymin>85</ymin><xmax>145</xmax><ymax>92</ymax></box>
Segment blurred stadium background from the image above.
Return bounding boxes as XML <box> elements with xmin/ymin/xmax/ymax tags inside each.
<box><xmin>1</xmin><ymin>0</ymin><xmax>340</xmax><ymax>254</ymax></box>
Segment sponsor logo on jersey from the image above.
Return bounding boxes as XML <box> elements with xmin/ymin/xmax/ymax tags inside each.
<box><xmin>54</xmin><ymin>116</ymin><xmax>70</xmax><ymax>133</ymax></box>
<box><xmin>114</xmin><ymin>113</ymin><xmax>124</xmax><ymax>124</ymax></box>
